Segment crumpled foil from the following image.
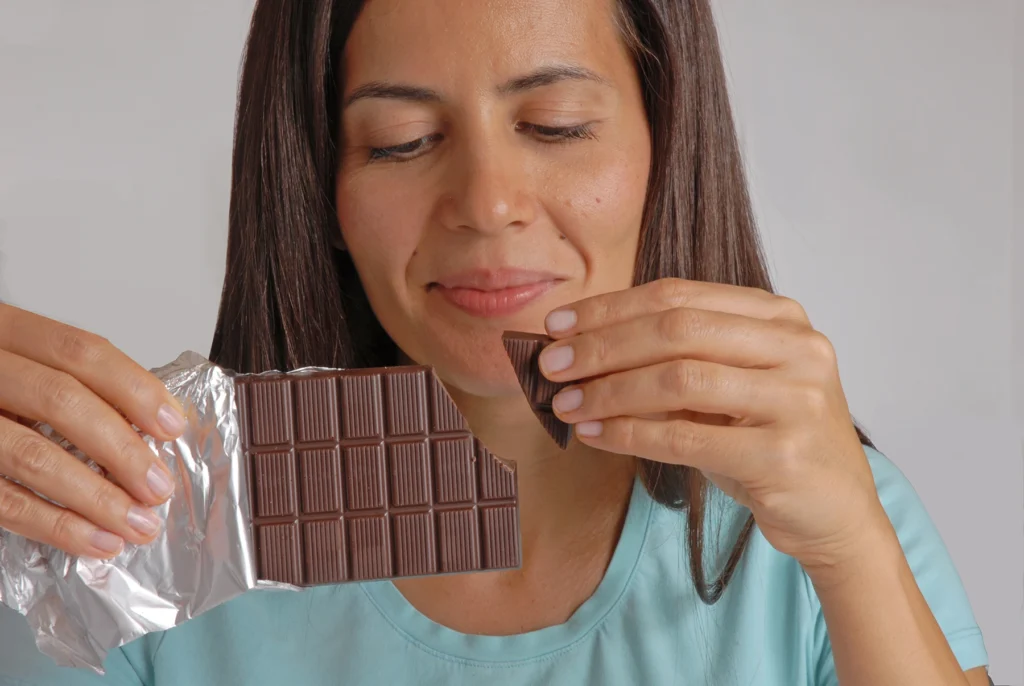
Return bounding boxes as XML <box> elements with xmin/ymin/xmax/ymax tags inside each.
<box><xmin>0</xmin><ymin>351</ymin><xmax>269</xmax><ymax>674</ymax></box>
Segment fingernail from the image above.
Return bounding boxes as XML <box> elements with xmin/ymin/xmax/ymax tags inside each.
<box><xmin>539</xmin><ymin>345</ymin><xmax>574</xmax><ymax>374</ymax></box>
<box><xmin>575</xmin><ymin>421</ymin><xmax>603</xmax><ymax>437</ymax></box>
<box><xmin>156</xmin><ymin>403</ymin><xmax>186</xmax><ymax>436</ymax></box>
<box><xmin>127</xmin><ymin>505</ymin><xmax>162</xmax><ymax>537</ymax></box>
<box><xmin>545</xmin><ymin>309</ymin><xmax>577</xmax><ymax>333</ymax></box>
<box><xmin>147</xmin><ymin>464</ymin><xmax>175</xmax><ymax>499</ymax></box>
<box><xmin>90</xmin><ymin>530</ymin><xmax>124</xmax><ymax>555</ymax></box>
<box><xmin>552</xmin><ymin>388</ymin><xmax>583</xmax><ymax>413</ymax></box>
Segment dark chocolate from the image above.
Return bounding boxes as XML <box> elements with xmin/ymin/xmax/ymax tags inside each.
<box><xmin>501</xmin><ymin>332</ymin><xmax>572</xmax><ymax>449</ymax></box>
<box><xmin>236</xmin><ymin>366</ymin><xmax>521</xmax><ymax>586</ymax></box>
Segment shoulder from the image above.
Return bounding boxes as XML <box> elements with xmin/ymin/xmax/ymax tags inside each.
<box><xmin>635</xmin><ymin>445</ymin><xmax>978</xmax><ymax>630</ymax></box>
<box><xmin>859</xmin><ymin>445</ymin><xmax>970</xmax><ymax>588</ymax></box>
<box><xmin>862</xmin><ymin>445</ymin><xmax>927</xmax><ymax>513</ymax></box>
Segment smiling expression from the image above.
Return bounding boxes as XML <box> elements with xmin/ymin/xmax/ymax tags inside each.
<box><xmin>335</xmin><ymin>0</ymin><xmax>651</xmax><ymax>397</ymax></box>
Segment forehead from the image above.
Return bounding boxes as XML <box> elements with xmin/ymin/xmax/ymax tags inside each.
<box><xmin>344</xmin><ymin>0</ymin><xmax>628</xmax><ymax>91</ymax></box>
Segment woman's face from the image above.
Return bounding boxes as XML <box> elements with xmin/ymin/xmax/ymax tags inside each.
<box><xmin>336</xmin><ymin>0</ymin><xmax>651</xmax><ymax>397</ymax></box>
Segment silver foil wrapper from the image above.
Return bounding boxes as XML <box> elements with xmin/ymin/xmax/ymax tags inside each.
<box><xmin>0</xmin><ymin>351</ymin><xmax>268</xmax><ymax>674</ymax></box>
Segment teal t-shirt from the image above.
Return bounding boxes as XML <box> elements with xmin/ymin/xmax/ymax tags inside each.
<box><xmin>0</xmin><ymin>447</ymin><xmax>988</xmax><ymax>685</ymax></box>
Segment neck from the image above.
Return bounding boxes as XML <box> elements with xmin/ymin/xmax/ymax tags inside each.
<box><xmin>447</xmin><ymin>384</ymin><xmax>637</xmax><ymax>556</ymax></box>
<box><xmin>392</xmin><ymin>378</ymin><xmax>637</xmax><ymax>634</ymax></box>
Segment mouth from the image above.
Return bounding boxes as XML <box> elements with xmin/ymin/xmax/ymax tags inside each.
<box><xmin>427</xmin><ymin>268</ymin><xmax>567</xmax><ymax>318</ymax></box>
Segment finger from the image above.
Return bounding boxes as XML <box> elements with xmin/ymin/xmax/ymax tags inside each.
<box><xmin>0</xmin><ymin>305</ymin><xmax>186</xmax><ymax>441</ymax></box>
<box><xmin>550</xmin><ymin>360</ymin><xmax>783</xmax><ymax>424</ymax></box>
<box><xmin>544</xmin><ymin>278</ymin><xmax>810</xmax><ymax>338</ymax></box>
<box><xmin>0</xmin><ymin>349</ymin><xmax>176</xmax><ymax>505</ymax></box>
<box><xmin>0</xmin><ymin>415</ymin><xmax>164</xmax><ymax>545</ymax></box>
<box><xmin>0</xmin><ymin>476</ymin><xmax>125</xmax><ymax>558</ymax></box>
<box><xmin>572</xmin><ymin>415</ymin><xmax>766</xmax><ymax>481</ymax></box>
<box><xmin>538</xmin><ymin>307</ymin><xmax>820</xmax><ymax>382</ymax></box>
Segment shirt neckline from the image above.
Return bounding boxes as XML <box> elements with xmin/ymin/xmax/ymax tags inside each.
<box><xmin>360</xmin><ymin>476</ymin><xmax>654</xmax><ymax>665</ymax></box>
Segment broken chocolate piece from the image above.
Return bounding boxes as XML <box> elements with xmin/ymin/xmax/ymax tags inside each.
<box><xmin>501</xmin><ymin>332</ymin><xmax>572</xmax><ymax>449</ymax></box>
<box><xmin>236</xmin><ymin>366</ymin><xmax>521</xmax><ymax>587</ymax></box>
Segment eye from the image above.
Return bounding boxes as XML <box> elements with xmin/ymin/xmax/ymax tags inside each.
<box><xmin>516</xmin><ymin>122</ymin><xmax>597</xmax><ymax>142</ymax></box>
<box><xmin>368</xmin><ymin>133</ymin><xmax>443</xmax><ymax>162</ymax></box>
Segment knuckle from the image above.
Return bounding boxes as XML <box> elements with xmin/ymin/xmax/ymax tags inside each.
<box><xmin>87</xmin><ymin>483</ymin><xmax>122</xmax><ymax>517</ymax></box>
<box><xmin>50</xmin><ymin>509</ymin><xmax>80</xmax><ymax>547</ymax></box>
<box><xmin>804</xmin><ymin>330</ymin><xmax>837</xmax><ymax>366</ymax></box>
<box><xmin>657</xmin><ymin>307</ymin><xmax>703</xmax><ymax>343</ymax></box>
<box><xmin>107</xmin><ymin>432</ymin><xmax>143</xmax><ymax>469</ymax></box>
<box><xmin>655</xmin><ymin>278</ymin><xmax>689</xmax><ymax>307</ymax></box>
<box><xmin>5</xmin><ymin>432</ymin><xmax>57</xmax><ymax>480</ymax></box>
<box><xmin>661</xmin><ymin>360</ymin><xmax>705</xmax><ymax>394</ymax></box>
<box><xmin>124</xmin><ymin>371</ymin><xmax>151</xmax><ymax>404</ymax></box>
<box><xmin>50</xmin><ymin>326</ymin><xmax>108</xmax><ymax>368</ymax></box>
<box><xmin>37</xmin><ymin>372</ymin><xmax>86</xmax><ymax>418</ymax></box>
<box><xmin>667</xmin><ymin>420</ymin><xmax>705</xmax><ymax>457</ymax></box>
<box><xmin>616</xmin><ymin>419</ymin><xmax>637</xmax><ymax>452</ymax></box>
<box><xmin>0</xmin><ymin>482</ymin><xmax>32</xmax><ymax>524</ymax></box>
<box><xmin>774</xmin><ymin>296</ymin><xmax>809</xmax><ymax>322</ymax></box>
<box><xmin>589</xmin><ymin>332</ymin><xmax>610</xmax><ymax>366</ymax></box>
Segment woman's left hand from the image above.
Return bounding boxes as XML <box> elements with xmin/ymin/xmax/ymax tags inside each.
<box><xmin>540</xmin><ymin>277</ymin><xmax>891</xmax><ymax>577</ymax></box>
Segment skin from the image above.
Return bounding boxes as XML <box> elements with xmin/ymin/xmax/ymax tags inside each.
<box><xmin>336</xmin><ymin>1</ymin><xmax>990</xmax><ymax>683</ymax></box>
<box><xmin>0</xmin><ymin>308</ymin><xmax>183</xmax><ymax>556</ymax></box>
<box><xmin>0</xmin><ymin>0</ymin><xmax>989</xmax><ymax>683</ymax></box>
<box><xmin>336</xmin><ymin>0</ymin><xmax>647</xmax><ymax>632</ymax></box>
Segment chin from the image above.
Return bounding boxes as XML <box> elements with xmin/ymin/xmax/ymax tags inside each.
<box><xmin>435</xmin><ymin>357</ymin><xmax>523</xmax><ymax>398</ymax></box>
<box><xmin>400</xmin><ymin>325</ymin><xmax>528</xmax><ymax>399</ymax></box>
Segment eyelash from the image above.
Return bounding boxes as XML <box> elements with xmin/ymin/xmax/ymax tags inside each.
<box><xmin>368</xmin><ymin>133</ymin><xmax>443</xmax><ymax>161</ymax></box>
<box><xmin>367</xmin><ymin>123</ymin><xmax>596</xmax><ymax>162</ymax></box>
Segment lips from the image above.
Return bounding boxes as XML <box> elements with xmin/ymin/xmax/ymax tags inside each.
<box><xmin>431</xmin><ymin>268</ymin><xmax>565</xmax><ymax>291</ymax></box>
<box><xmin>428</xmin><ymin>268</ymin><xmax>566</xmax><ymax>318</ymax></box>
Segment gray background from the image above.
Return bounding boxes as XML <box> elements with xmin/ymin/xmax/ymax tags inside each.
<box><xmin>0</xmin><ymin>1</ymin><xmax>1020</xmax><ymax>682</ymax></box>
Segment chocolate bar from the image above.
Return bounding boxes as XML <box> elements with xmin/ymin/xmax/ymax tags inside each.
<box><xmin>501</xmin><ymin>332</ymin><xmax>572</xmax><ymax>449</ymax></box>
<box><xmin>236</xmin><ymin>367</ymin><xmax>521</xmax><ymax>586</ymax></box>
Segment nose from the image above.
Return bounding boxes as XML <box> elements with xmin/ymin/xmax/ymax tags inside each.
<box><xmin>435</xmin><ymin>133</ymin><xmax>537</xmax><ymax>236</ymax></box>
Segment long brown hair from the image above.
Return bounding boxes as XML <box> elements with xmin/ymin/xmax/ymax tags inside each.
<box><xmin>210</xmin><ymin>0</ymin><xmax>874</xmax><ymax>605</ymax></box>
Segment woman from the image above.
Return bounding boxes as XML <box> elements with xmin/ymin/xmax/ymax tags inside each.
<box><xmin>0</xmin><ymin>0</ymin><xmax>992</xmax><ymax>684</ymax></box>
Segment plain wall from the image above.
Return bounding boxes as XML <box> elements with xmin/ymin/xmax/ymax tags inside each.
<box><xmin>1014</xmin><ymin>0</ymin><xmax>1024</xmax><ymax>459</ymax></box>
<box><xmin>0</xmin><ymin>1</ymin><xmax>1020</xmax><ymax>682</ymax></box>
<box><xmin>1013</xmin><ymin>4</ymin><xmax>1023</xmax><ymax>678</ymax></box>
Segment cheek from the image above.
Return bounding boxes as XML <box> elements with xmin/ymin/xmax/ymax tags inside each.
<box><xmin>547</xmin><ymin>139</ymin><xmax>650</xmax><ymax>263</ymax></box>
<box><xmin>335</xmin><ymin>174</ymin><xmax>425</xmax><ymax>293</ymax></box>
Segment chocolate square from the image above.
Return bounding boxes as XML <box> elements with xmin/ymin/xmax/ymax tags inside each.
<box><xmin>388</xmin><ymin>440</ymin><xmax>431</xmax><ymax>507</ymax></box>
<box><xmin>501</xmin><ymin>332</ymin><xmax>572</xmax><ymax>449</ymax></box>
<box><xmin>348</xmin><ymin>515</ymin><xmax>392</xmax><ymax>580</ymax></box>
<box><xmin>393</xmin><ymin>512</ymin><xmax>437</xmax><ymax>577</ymax></box>
<box><xmin>437</xmin><ymin>509</ymin><xmax>481</xmax><ymax>573</ymax></box>
<box><xmin>299</xmin><ymin>448</ymin><xmax>343</xmax><ymax>515</ymax></box>
<box><xmin>433</xmin><ymin>436</ymin><xmax>475</xmax><ymax>504</ymax></box>
<box><xmin>385</xmin><ymin>369</ymin><xmax>428</xmax><ymax>437</ymax></box>
<box><xmin>340</xmin><ymin>373</ymin><xmax>383</xmax><ymax>439</ymax></box>
<box><xmin>294</xmin><ymin>376</ymin><xmax>339</xmax><ymax>442</ymax></box>
<box><xmin>344</xmin><ymin>444</ymin><xmax>386</xmax><ymax>511</ymax></box>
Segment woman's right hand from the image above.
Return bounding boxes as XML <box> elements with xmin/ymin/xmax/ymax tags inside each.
<box><xmin>0</xmin><ymin>304</ymin><xmax>186</xmax><ymax>558</ymax></box>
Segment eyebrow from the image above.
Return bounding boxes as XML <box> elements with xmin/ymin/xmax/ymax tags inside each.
<box><xmin>497</xmin><ymin>64</ymin><xmax>608</xmax><ymax>95</ymax></box>
<box><xmin>343</xmin><ymin>64</ymin><xmax>608</xmax><ymax>108</ymax></box>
